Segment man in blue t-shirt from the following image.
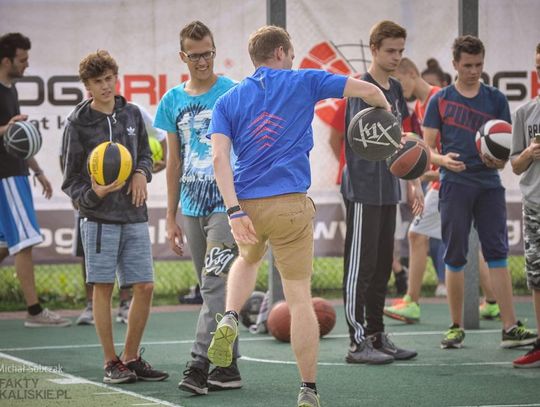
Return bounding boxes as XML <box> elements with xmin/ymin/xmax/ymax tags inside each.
<box><xmin>423</xmin><ymin>35</ymin><xmax>536</xmax><ymax>350</ymax></box>
<box><xmin>154</xmin><ymin>21</ymin><xmax>240</xmax><ymax>395</ymax></box>
<box><xmin>207</xmin><ymin>25</ymin><xmax>389</xmax><ymax>407</ymax></box>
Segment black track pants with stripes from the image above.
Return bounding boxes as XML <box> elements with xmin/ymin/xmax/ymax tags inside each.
<box><xmin>342</xmin><ymin>199</ymin><xmax>396</xmax><ymax>345</ymax></box>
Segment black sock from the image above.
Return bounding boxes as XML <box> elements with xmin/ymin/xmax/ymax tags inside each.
<box><xmin>486</xmin><ymin>300</ymin><xmax>497</xmax><ymax>305</ymax></box>
<box><xmin>27</xmin><ymin>303</ymin><xmax>43</xmax><ymax>316</ymax></box>
<box><xmin>301</xmin><ymin>382</ymin><xmax>317</xmax><ymax>393</ymax></box>
<box><xmin>450</xmin><ymin>323</ymin><xmax>460</xmax><ymax>329</ymax></box>
<box><xmin>224</xmin><ymin>310</ymin><xmax>239</xmax><ymax>321</ymax></box>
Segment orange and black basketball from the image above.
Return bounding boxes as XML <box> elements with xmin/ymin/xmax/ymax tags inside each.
<box><xmin>386</xmin><ymin>135</ymin><xmax>431</xmax><ymax>180</ymax></box>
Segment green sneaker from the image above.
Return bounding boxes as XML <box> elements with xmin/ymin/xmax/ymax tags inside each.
<box><xmin>208</xmin><ymin>313</ymin><xmax>238</xmax><ymax>368</ymax></box>
<box><xmin>441</xmin><ymin>326</ymin><xmax>465</xmax><ymax>349</ymax></box>
<box><xmin>383</xmin><ymin>295</ymin><xmax>420</xmax><ymax>323</ymax></box>
<box><xmin>298</xmin><ymin>387</ymin><xmax>320</xmax><ymax>407</ymax></box>
<box><xmin>479</xmin><ymin>302</ymin><xmax>500</xmax><ymax>320</ymax></box>
<box><xmin>501</xmin><ymin>321</ymin><xmax>537</xmax><ymax>349</ymax></box>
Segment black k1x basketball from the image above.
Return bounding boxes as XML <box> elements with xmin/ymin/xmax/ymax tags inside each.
<box><xmin>347</xmin><ymin>107</ymin><xmax>401</xmax><ymax>161</ymax></box>
<box><xmin>3</xmin><ymin>121</ymin><xmax>42</xmax><ymax>159</ymax></box>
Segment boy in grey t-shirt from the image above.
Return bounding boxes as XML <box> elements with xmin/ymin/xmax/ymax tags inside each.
<box><xmin>509</xmin><ymin>42</ymin><xmax>540</xmax><ymax>368</ymax></box>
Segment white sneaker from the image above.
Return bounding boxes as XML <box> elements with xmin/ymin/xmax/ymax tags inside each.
<box><xmin>25</xmin><ymin>308</ymin><xmax>72</xmax><ymax>328</ymax></box>
<box><xmin>76</xmin><ymin>302</ymin><xmax>94</xmax><ymax>325</ymax></box>
<box><xmin>435</xmin><ymin>283</ymin><xmax>447</xmax><ymax>297</ymax></box>
<box><xmin>116</xmin><ymin>300</ymin><xmax>130</xmax><ymax>324</ymax></box>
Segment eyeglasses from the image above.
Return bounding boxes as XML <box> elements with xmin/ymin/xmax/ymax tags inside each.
<box><xmin>183</xmin><ymin>50</ymin><xmax>216</xmax><ymax>62</ymax></box>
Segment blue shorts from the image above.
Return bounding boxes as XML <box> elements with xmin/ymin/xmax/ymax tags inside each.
<box><xmin>439</xmin><ymin>182</ymin><xmax>508</xmax><ymax>271</ymax></box>
<box><xmin>0</xmin><ymin>176</ymin><xmax>43</xmax><ymax>255</ymax></box>
<box><xmin>80</xmin><ymin>219</ymin><xmax>154</xmax><ymax>287</ymax></box>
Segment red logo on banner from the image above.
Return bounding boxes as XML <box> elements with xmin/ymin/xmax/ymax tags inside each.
<box><xmin>299</xmin><ymin>41</ymin><xmax>369</xmax><ymax>126</ymax></box>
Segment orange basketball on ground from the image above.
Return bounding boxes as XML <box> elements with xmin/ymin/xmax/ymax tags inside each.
<box><xmin>312</xmin><ymin>297</ymin><xmax>336</xmax><ymax>337</ymax></box>
<box><xmin>267</xmin><ymin>298</ymin><xmax>337</xmax><ymax>342</ymax></box>
<box><xmin>267</xmin><ymin>301</ymin><xmax>291</xmax><ymax>342</ymax></box>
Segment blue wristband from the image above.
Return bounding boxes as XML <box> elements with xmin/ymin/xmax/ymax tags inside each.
<box><xmin>229</xmin><ymin>211</ymin><xmax>247</xmax><ymax>219</ymax></box>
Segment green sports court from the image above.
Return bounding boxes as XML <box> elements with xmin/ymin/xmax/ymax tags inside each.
<box><xmin>0</xmin><ymin>299</ymin><xmax>537</xmax><ymax>407</ymax></box>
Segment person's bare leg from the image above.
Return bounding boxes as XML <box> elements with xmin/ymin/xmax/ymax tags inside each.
<box><xmin>488</xmin><ymin>267</ymin><xmax>517</xmax><ymax>330</ymax></box>
<box><xmin>93</xmin><ymin>283</ymin><xmax>116</xmax><ymax>363</ymax></box>
<box><xmin>282</xmin><ymin>277</ymin><xmax>318</xmax><ymax>382</ymax></box>
<box><xmin>478</xmin><ymin>251</ymin><xmax>496</xmax><ymax>301</ymax></box>
<box><xmin>225</xmin><ymin>257</ymin><xmax>261</xmax><ymax>312</ymax></box>
<box><xmin>123</xmin><ymin>282</ymin><xmax>153</xmax><ymax>361</ymax></box>
<box><xmin>14</xmin><ymin>247</ymin><xmax>39</xmax><ymax>306</ymax></box>
<box><xmin>446</xmin><ymin>269</ymin><xmax>464</xmax><ymax>326</ymax></box>
<box><xmin>407</xmin><ymin>231</ymin><xmax>429</xmax><ymax>302</ymax></box>
<box><xmin>0</xmin><ymin>248</ymin><xmax>8</xmax><ymax>263</ymax></box>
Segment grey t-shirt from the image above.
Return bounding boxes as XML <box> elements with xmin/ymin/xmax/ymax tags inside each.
<box><xmin>511</xmin><ymin>97</ymin><xmax>540</xmax><ymax>206</ymax></box>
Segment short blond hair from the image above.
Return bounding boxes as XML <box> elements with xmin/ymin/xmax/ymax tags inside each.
<box><xmin>248</xmin><ymin>25</ymin><xmax>292</xmax><ymax>65</ymax></box>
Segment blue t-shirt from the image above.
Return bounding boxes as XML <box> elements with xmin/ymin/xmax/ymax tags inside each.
<box><xmin>423</xmin><ymin>83</ymin><xmax>511</xmax><ymax>188</ymax></box>
<box><xmin>208</xmin><ymin>67</ymin><xmax>347</xmax><ymax>199</ymax></box>
<box><xmin>154</xmin><ymin>76</ymin><xmax>236</xmax><ymax>216</ymax></box>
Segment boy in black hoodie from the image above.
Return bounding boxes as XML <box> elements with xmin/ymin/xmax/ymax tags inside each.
<box><xmin>62</xmin><ymin>50</ymin><xmax>168</xmax><ymax>384</ymax></box>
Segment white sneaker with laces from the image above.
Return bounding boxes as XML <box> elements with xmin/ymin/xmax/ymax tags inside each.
<box><xmin>25</xmin><ymin>308</ymin><xmax>72</xmax><ymax>328</ymax></box>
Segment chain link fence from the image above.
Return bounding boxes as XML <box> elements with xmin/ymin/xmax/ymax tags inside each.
<box><xmin>0</xmin><ymin>255</ymin><xmax>528</xmax><ymax>311</ymax></box>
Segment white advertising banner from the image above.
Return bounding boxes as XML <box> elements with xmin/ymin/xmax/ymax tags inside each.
<box><xmin>1</xmin><ymin>0</ymin><xmax>538</xmax><ymax>261</ymax></box>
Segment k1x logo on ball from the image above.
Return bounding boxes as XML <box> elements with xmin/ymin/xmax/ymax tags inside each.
<box><xmin>354</xmin><ymin>119</ymin><xmax>401</xmax><ymax>148</ymax></box>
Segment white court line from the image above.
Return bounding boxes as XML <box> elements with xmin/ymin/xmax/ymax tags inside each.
<box><xmin>240</xmin><ymin>355</ymin><xmax>511</xmax><ymax>367</ymax></box>
<box><xmin>0</xmin><ymin>329</ymin><xmax>502</xmax><ymax>352</ymax></box>
<box><xmin>0</xmin><ymin>352</ymin><xmax>183</xmax><ymax>407</ymax></box>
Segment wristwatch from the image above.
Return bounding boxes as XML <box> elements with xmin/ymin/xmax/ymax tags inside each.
<box><xmin>226</xmin><ymin>205</ymin><xmax>241</xmax><ymax>217</ymax></box>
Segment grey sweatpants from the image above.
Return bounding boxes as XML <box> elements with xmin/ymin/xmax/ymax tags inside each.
<box><xmin>183</xmin><ymin>212</ymin><xmax>239</xmax><ymax>369</ymax></box>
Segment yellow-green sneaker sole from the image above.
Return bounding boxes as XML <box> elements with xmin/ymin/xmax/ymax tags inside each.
<box><xmin>208</xmin><ymin>324</ymin><xmax>237</xmax><ymax>367</ymax></box>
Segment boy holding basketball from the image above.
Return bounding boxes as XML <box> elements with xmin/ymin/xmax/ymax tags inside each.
<box><xmin>423</xmin><ymin>35</ymin><xmax>536</xmax><ymax>349</ymax></box>
<box><xmin>509</xmin><ymin>42</ymin><xmax>540</xmax><ymax>367</ymax></box>
<box><xmin>62</xmin><ymin>50</ymin><xmax>168</xmax><ymax>384</ymax></box>
<box><xmin>341</xmin><ymin>21</ymin><xmax>422</xmax><ymax>366</ymax></box>
<box><xmin>154</xmin><ymin>21</ymin><xmax>241</xmax><ymax>395</ymax></box>
<box><xmin>208</xmin><ymin>25</ymin><xmax>389</xmax><ymax>407</ymax></box>
<box><xmin>0</xmin><ymin>32</ymin><xmax>70</xmax><ymax>328</ymax></box>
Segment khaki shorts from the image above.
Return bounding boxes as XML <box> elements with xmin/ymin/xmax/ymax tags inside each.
<box><xmin>238</xmin><ymin>193</ymin><xmax>315</xmax><ymax>280</ymax></box>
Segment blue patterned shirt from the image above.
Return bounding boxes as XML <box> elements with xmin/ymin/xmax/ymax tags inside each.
<box><xmin>154</xmin><ymin>76</ymin><xmax>236</xmax><ymax>216</ymax></box>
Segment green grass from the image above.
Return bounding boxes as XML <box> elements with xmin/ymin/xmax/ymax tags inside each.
<box><xmin>0</xmin><ymin>256</ymin><xmax>529</xmax><ymax>311</ymax></box>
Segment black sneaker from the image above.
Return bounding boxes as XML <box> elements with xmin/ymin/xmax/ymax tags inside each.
<box><xmin>208</xmin><ymin>360</ymin><xmax>243</xmax><ymax>391</ymax></box>
<box><xmin>501</xmin><ymin>321</ymin><xmax>537</xmax><ymax>348</ymax></box>
<box><xmin>104</xmin><ymin>358</ymin><xmax>137</xmax><ymax>384</ymax></box>
<box><xmin>125</xmin><ymin>349</ymin><xmax>169</xmax><ymax>382</ymax></box>
<box><xmin>178</xmin><ymin>363</ymin><xmax>208</xmax><ymax>395</ymax></box>
<box><xmin>370</xmin><ymin>332</ymin><xmax>417</xmax><ymax>360</ymax></box>
<box><xmin>179</xmin><ymin>285</ymin><xmax>203</xmax><ymax>305</ymax></box>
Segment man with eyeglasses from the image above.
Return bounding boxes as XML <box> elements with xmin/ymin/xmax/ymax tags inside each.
<box><xmin>154</xmin><ymin>21</ymin><xmax>239</xmax><ymax>395</ymax></box>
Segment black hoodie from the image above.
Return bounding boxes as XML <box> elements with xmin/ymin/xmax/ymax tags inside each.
<box><xmin>61</xmin><ymin>96</ymin><xmax>153</xmax><ymax>223</ymax></box>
